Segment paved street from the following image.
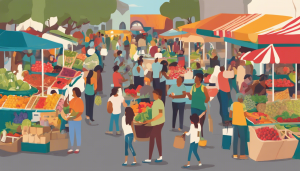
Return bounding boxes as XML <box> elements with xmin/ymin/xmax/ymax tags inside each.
<box><xmin>1</xmin><ymin>50</ymin><xmax>300</xmax><ymax>171</ymax></box>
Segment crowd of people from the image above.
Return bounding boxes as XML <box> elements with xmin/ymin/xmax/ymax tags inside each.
<box><xmin>59</xmin><ymin>31</ymin><xmax>257</xmax><ymax>168</ymax></box>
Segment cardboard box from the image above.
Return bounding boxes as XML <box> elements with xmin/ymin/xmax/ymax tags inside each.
<box><xmin>41</xmin><ymin>112</ymin><xmax>58</xmax><ymax>121</ymax></box>
<box><xmin>48</xmin><ymin>117</ymin><xmax>58</xmax><ymax>127</ymax></box>
<box><xmin>28</xmin><ymin>134</ymin><xmax>35</xmax><ymax>143</ymax></box>
<box><xmin>30</xmin><ymin>127</ymin><xmax>37</xmax><ymax>135</ymax></box>
<box><xmin>248</xmin><ymin>126</ymin><xmax>283</xmax><ymax>161</ymax></box>
<box><xmin>36</xmin><ymin>126</ymin><xmax>51</xmax><ymax>135</ymax></box>
<box><xmin>276</xmin><ymin>130</ymin><xmax>299</xmax><ymax>160</ymax></box>
<box><xmin>23</xmin><ymin>134</ymin><xmax>29</xmax><ymax>143</ymax></box>
<box><xmin>22</xmin><ymin>126</ymin><xmax>30</xmax><ymax>135</ymax></box>
<box><xmin>40</xmin><ymin>132</ymin><xmax>51</xmax><ymax>144</ymax></box>
<box><xmin>50</xmin><ymin>138</ymin><xmax>69</xmax><ymax>152</ymax></box>
<box><xmin>0</xmin><ymin>137</ymin><xmax>22</xmax><ymax>153</ymax></box>
<box><xmin>51</xmin><ymin>131</ymin><xmax>67</xmax><ymax>140</ymax></box>
<box><xmin>34</xmin><ymin>135</ymin><xmax>41</xmax><ymax>144</ymax></box>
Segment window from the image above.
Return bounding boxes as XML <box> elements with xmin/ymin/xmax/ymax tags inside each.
<box><xmin>119</xmin><ymin>22</ymin><xmax>126</xmax><ymax>30</ymax></box>
<box><xmin>101</xmin><ymin>24</ymin><xmax>105</xmax><ymax>30</ymax></box>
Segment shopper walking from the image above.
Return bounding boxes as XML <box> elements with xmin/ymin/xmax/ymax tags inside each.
<box><xmin>66</xmin><ymin>87</ymin><xmax>84</xmax><ymax>154</ymax></box>
<box><xmin>229</xmin><ymin>93</ymin><xmax>248</xmax><ymax>160</ymax></box>
<box><xmin>160</xmin><ymin>60</ymin><xmax>170</xmax><ymax>105</ymax></box>
<box><xmin>152</xmin><ymin>58</ymin><xmax>163</xmax><ymax>90</ymax></box>
<box><xmin>113</xmin><ymin>65</ymin><xmax>128</xmax><ymax>88</ymax></box>
<box><xmin>182</xmin><ymin>114</ymin><xmax>203</xmax><ymax>168</ymax></box>
<box><xmin>168</xmin><ymin>76</ymin><xmax>186</xmax><ymax>131</ymax></box>
<box><xmin>143</xmin><ymin>89</ymin><xmax>165</xmax><ymax>163</ymax></box>
<box><xmin>106</xmin><ymin>87</ymin><xmax>128</xmax><ymax>135</ymax></box>
<box><xmin>187</xmin><ymin>73</ymin><xmax>210</xmax><ymax>137</ymax></box>
<box><xmin>122</xmin><ymin>107</ymin><xmax>137</xmax><ymax>166</ymax></box>
<box><xmin>84</xmin><ymin>70</ymin><xmax>97</xmax><ymax>125</ymax></box>
<box><xmin>124</xmin><ymin>36</ymin><xmax>130</xmax><ymax>60</ymax></box>
<box><xmin>137</xmin><ymin>58</ymin><xmax>144</xmax><ymax>87</ymax></box>
<box><xmin>105</xmin><ymin>35</ymin><xmax>111</xmax><ymax>50</ymax></box>
<box><xmin>217</xmin><ymin>66</ymin><xmax>231</xmax><ymax>124</ymax></box>
<box><xmin>94</xmin><ymin>65</ymin><xmax>103</xmax><ymax>95</ymax></box>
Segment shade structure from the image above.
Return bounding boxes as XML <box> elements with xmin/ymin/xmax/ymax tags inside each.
<box><xmin>49</xmin><ymin>30</ymin><xmax>78</xmax><ymax>43</ymax></box>
<box><xmin>42</xmin><ymin>33</ymin><xmax>74</xmax><ymax>50</ymax></box>
<box><xmin>258</xmin><ymin>17</ymin><xmax>300</xmax><ymax>44</ymax></box>
<box><xmin>22</xmin><ymin>27</ymin><xmax>43</xmax><ymax>37</ymax></box>
<box><xmin>0</xmin><ymin>29</ymin><xmax>62</xmax><ymax>51</ymax></box>
<box><xmin>159</xmin><ymin>29</ymin><xmax>189</xmax><ymax>39</ymax></box>
<box><xmin>240</xmin><ymin>44</ymin><xmax>300</xmax><ymax>64</ymax></box>
<box><xmin>181</xmin><ymin>35</ymin><xmax>223</xmax><ymax>43</ymax></box>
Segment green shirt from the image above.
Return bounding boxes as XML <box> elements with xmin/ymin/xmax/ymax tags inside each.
<box><xmin>190</xmin><ymin>84</ymin><xmax>206</xmax><ymax>110</ymax></box>
<box><xmin>151</xmin><ymin>99</ymin><xmax>165</xmax><ymax>126</ymax></box>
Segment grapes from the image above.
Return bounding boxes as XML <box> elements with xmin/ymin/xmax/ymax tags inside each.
<box><xmin>244</xmin><ymin>95</ymin><xmax>256</xmax><ymax>110</ymax></box>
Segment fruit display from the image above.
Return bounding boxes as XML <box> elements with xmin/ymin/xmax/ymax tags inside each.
<box><xmin>64</xmin><ymin>56</ymin><xmax>76</xmax><ymax>68</ymax></box>
<box><xmin>251</xmin><ymin>94</ymin><xmax>268</xmax><ymax>113</ymax></box>
<box><xmin>23</xmin><ymin>74</ymin><xmax>56</xmax><ymax>87</ymax></box>
<box><xmin>131</xmin><ymin>102</ymin><xmax>153</xmax><ymax>114</ymax></box>
<box><xmin>284</xmin><ymin>124</ymin><xmax>300</xmax><ymax>132</ymax></box>
<box><xmin>26</xmin><ymin>96</ymin><xmax>38</xmax><ymax>109</ymax></box>
<box><xmin>274</xmin><ymin>111</ymin><xmax>300</xmax><ymax>123</ymax></box>
<box><xmin>125</xmin><ymin>89</ymin><xmax>137</xmax><ymax>98</ymax></box>
<box><xmin>51</xmin><ymin>78</ymin><xmax>71</xmax><ymax>89</ymax></box>
<box><xmin>282</xmin><ymin>99</ymin><xmax>300</xmax><ymax>116</ymax></box>
<box><xmin>76</xmin><ymin>53</ymin><xmax>87</xmax><ymax>61</ymax></box>
<box><xmin>3</xmin><ymin>95</ymin><xmax>30</xmax><ymax>109</ymax></box>
<box><xmin>244</xmin><ymin>95</ymin><xmax>256</xmax><ymax>111</ymax></box>
<box><xmin>64</xmin><ymin>50</ymin><xmax>77</xmax><ymax>57</ymax></box>
<box><xmin>58</xmin><ymin>67</ymin><xmax>78</xmax><ymax>78</ymax></box>
<box><xmin>13</xmin><ymin>112</ymin><xmax>28</xmax><ymax>124</ymax></box>
<box><xmin>246</xmin><ymin>112</ymin><xmax>274</xmax><ymax>124</ymax></box>
<box><xmin>0</xmin><ymin>94</ymin><xmax>7</xmax><ymax>107</ymax></box>
<box><xmin>34</xmin><ymin>97</ymin><xmax>47</xmax><ymax>109</ymax></box>
<box><xmin>72</xmin><ymin>59</ymin><xmax>84</xmax><ymax>70</ymax></box>
<box><xmin>255</xmin><ymin>127</ymin><xmax>281</xmax><ymax>141</ymax></box>
<box><xmin>168</xmin><ymin>66</ymin><xmax>190</xmax><ymax>79</ymax></box>
<box><xmin>264</xmin><ymin>101</ymin><xmax>286</xmax><ymax>118</ymax></box>
<box><xmin>0</xmin><ymin>68</ymin><xmax>30</xmax><ymax>91</ymax></box>
<box><xmin>265</xmin><ymin>78</ymin><xmax>294</xmax><ymax>87</ymax></box>
<box><xmin>31</xmin><ymin>61</ymin><xmax>53</xmax><ymax>73</ymax></box>
<box><xmin>44</xmin><ymin>94</ymin><xmax>61</xmax><ymax>110</ymax></box>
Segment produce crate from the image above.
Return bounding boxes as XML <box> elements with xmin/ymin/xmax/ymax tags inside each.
<box><xmin>21</xmin><ymin>142</ymin><xmax>50</xmax><ymax>153</ymax></box>
<box><xmin>25</xmin><ymin>95</ymin><xmax>38</xmax><ymax>110</ymax></box>
<box><xmin>0</xmin><ymin>98</ymin><xmax>6</xmax><ymax>109</ymax></box>
<box><xmin>64</xmin><ymin>54</ymin><xmax>77</xmax><ymax>68</ymax></box>
<box><xmin>248</xmin><ymin>126</ymin><xmax>283</xmax><ymax>161</ymax></box>
<box><xmin>32</xmin><ymin>96</ymin><xmax>47</xmax><ymax>110</ymax></box>
<box><xmin>0</xmin><ymin>137</ymin><xmax>22</xmax><ymax>153</ymax></box>
<box><xmin>51</xmin><ymin>78</ymin><xmax>72</xmax><ymax>90</ymax></box>
<box><xmin>276</xmin><ymin>130</ymin><xmax>299</xmax><ymax>160</ymax></box>
<box><xmin>2</xmin><ymin>96</ymin><xmax>31</xmax><ymax>109</ymax></box>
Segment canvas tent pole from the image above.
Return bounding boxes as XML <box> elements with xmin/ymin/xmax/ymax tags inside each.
<box><xmin>225</xmin><ymin>42</ymin><xmax>228</xmax><ymax>70</ymax></box>
<box><xmin>272</xmin><ymin>64</ymin><xmax>275</xmax><ymax>102</ymax></box>
<box><xmin>188</xmin><ymin>43</ymin><xmax>191</xmax><ymax>68</ymax></box>
<box><xmin>296</xmin><ymin>64</ymin><xmax>298</xmax><ymax>100</ymax></box>
<box><xmin>42</xmin><ymin>49</ymin><xmax>44</xmax><ymax>96</ymax></box>
<box><xmin>62</xmin><ymin>48</ymin><xmax>64</xmax><ymax>67</ymax></box>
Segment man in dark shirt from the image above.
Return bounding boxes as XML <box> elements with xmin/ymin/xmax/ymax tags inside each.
<box><xmin>254</xmin><ymin>75</ymin><xmax>268</xmax><ymax>95</ymax></box>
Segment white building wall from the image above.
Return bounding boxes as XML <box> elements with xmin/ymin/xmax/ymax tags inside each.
<box><xmin>111</xmin><ymin>10</ymin><xmax>130</xmax><ymax>30</ymax></box>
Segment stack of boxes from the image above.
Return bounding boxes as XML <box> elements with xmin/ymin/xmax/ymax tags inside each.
<box><xmin>50</xmin><ymin>129</ymin><xmax>69</xmax><ymax>152</ymax></box>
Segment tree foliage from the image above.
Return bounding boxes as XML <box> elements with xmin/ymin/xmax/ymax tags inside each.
<box><xmin>160</xmin><ymin>0</ymin><xmax>200</xmax><ymax>23</ymax></box>
<box><xmin>86</xmin><ymin>29</ymin><xmax>93</xmax><ymax>37</ymax></box>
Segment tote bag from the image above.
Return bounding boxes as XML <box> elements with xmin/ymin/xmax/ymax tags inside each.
<box><xmin>222</xmin><ymin>127</ymin><xmax>233</xmax><ymax>150</ymax></box>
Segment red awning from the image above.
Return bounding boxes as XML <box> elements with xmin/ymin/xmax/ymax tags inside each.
<box><xmin>258</xmin><ymin>17</ymin><xmax>300</xmax><ymax>44</ymax></box>
<box><xmin>240</xmin><ymin>44</ymin><xmax>300</xmax><ymax>64</ymax></box>
<box><xmin>22</xmin><ymin>27</ymin><xmax>43</xmax><ymax>37</ymax></box>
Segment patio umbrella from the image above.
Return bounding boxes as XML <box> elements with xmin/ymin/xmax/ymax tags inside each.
<box><xmin>240</xmin><ymin>44</ymin><xmax>300</xmax><ymax>101</ymax></box>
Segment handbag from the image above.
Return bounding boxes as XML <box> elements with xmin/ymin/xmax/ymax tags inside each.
<box><xmin>173</xmin><ymin>134</ymin><xmax>185</xmax><ymax>149</ymax></box>
<box><xmin>95</xmin><ymin>95</ymin><xmax>102</xmax><ymax>106</ymax></box>
<box><xmin>222</xmin><ymin>126</ymin><xmax>233</xmax><ymax>150</ymax></box>
<box><xmin>100</xmin><ymin>48</ymin><xmax>108</xmax><ymax>56</ymax></box>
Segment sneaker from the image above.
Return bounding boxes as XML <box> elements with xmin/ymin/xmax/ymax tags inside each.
<box><xmin>155</xmin><ymin>159</ymin><xmax>163</xmax><ymax>163</ymax></box>
<box><xmin>122</xmin><ymin>163</ymin><xmax>127</xmax><ymax>166</ymax></box>
<box><xmin>67</xmin><ymin>149</ymin><xmax>73</xmax><ymax>154</ymax></box>
<box><xmin>182</xmin><ymin>165</ymin><xmax>190</xmax><ymax>168</ymax></box>
<box><xmin>142</xmin><ymin>159</ymin><xmax>151</xmax><ymax>163</ymax></box>
<box><xmin>61</xmin><ymin>129</ymin><xmax>66</xmax><ymax>134</ymax></box>
<box><xmin>105</xmin><ymin>131</ymin><xmax>113</xmax><ymax>135</ymax></box>
<box><xmin>131</xmin><ymin>162</ymin><xmax>136</xmax><ymax>166</ymax></box>
<box><xmin>116</xmin><ymin>131</ymin><xmax>121</xmax><ymax>135</ymax></box>
<box><xmin>233</xmin><ymin>155</ymin><xmax>238</xmax><ymax>159</ymax></box>
<box><xmin>74</xmin><ymin>149</ymin><xmax>80</xmax><ymax>154</ymax></box>
<box><xmin>239</xmin><ymin>155</ymin><xmax>248</xmax><ymax>160</ymax></box>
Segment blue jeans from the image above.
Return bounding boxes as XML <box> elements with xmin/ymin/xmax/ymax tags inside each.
<box><xmin>69</xmin><ymin>121</ymin><xmax>81</xmax><ymax>147</ymax></box>
<box><xmin>188</xmin><ymin>142</ymin><xmax>200</xmax><ymax>161</ymax></box>
<box><xmin>125</xmin><ymin>133</ymin><xmax>136</xmax><ymax>156</ymax></box>
<box><xmin>218</xmin><ymin>90</ymin><xmax>231</xmax><ymax>123</ymax></box>
<box><xmin>233</xmin><ymin>125</ymin><xmax>247</xmax><ymax>155</ymax></box>
<box><xmin>109</xmin><ymin>114</ymin><xmax>120</xmax><ymax>132</ymax></box>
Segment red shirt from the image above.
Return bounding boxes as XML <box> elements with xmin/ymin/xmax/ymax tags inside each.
<box><xmin>218</xmin><ymin>72</ymin><xmax>230</xmax><ymax>92</ymax></box>
<box><xmin>113</xmin><ymin>72</ymin><xmax>123</xmax><ymax>87</ymax></box>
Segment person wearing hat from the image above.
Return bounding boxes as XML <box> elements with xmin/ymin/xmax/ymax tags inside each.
<box><xmin>254</xmin><ymin>74</ymin><xmax>268</xmax><ymax>95</ymax></box>
<box><xmin>22</xmin><ymin>49</ymin><xmax>36</xmax><ymax>70</ymax></box>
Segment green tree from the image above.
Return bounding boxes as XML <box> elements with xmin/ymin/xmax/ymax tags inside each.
<box><xmin>160</xmin><ymin>0</ymin><xmax>200</xmax><ymax>24</ymax></box>
<box><xmin>86</xmin><ymin>29</ymin><xmax>93</xmax><ymax>37</ymax></box>
<box><xmin>42</xmin><ymin>0</ymin><xmax>117</xmax><ymax>34</ymax></box>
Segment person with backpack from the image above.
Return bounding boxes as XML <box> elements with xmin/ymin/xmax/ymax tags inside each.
<box><xmin>84</xmin><ymin>70</ymin><xmax>97</xmax><ymax>125</ymax></box>
<box><xmin>122</xmin><ymin>107</ymin><xmax>137</xmax><ymax>166</ymax></box>
<box><xmin>182</xmin><ymin>114</ymin><xmax>203</xmax><ymax>168</ymax></box>
<box><xmin>106</xmin><ymin>87</ymin><xmax>128</xmax><ymax>135</ymax></box>
<box><xmin>187</xmin><ymin>73</ymin><xmax>210</xmax><ymax>137</ymax></box>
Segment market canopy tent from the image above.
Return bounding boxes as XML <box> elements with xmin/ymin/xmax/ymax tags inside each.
<box><xmin>0</xmin><ymin>29</ymin><xmax>63</xmax><ymax>96</ymax></box>
<box><xmin>49</xmin><ymin>30</ymin><xmax>78</xmax><ymax>43</ymax></box>
<box><xmin>158</xmin><ymin>29</ymin><xmax>189</xmax><ymax>39</ymax></box>
<box><xmin>240</xmin><ymin>44</ymin><xmax>299</xmax><ymax>101</ymax></box>
<box><xmin>42</xmin><ymin>33</ymin><xmax>74</xmax><ymax>50</ymax></box>
<box><xmin>105</xmin><ymin>30</ymin><xmax>132</xmax><ymax>42</ymax></box>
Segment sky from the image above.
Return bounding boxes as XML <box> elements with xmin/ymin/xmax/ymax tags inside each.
<box><xmin>120</xmin><ymin>0</ymin><xmax>169</xmax><ymax>14</ymax></box>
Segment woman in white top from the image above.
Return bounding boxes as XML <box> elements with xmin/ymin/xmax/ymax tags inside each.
<box><xmin>182</xmin><ymin>114</ymin><xmax>202</xmax><ymax>168</ymax></box>
<box><xmin>106</xmin><ymin>87</ymin><xmax>127</xmax><ymax>135</ymax></box>
<box><xmin>209</xmin><ymin>65</ymin><xmax>220</xmax><ymax>86</ymax></box>
<box><xmin>122</xmin><ymin>107</ymin><xmax>137</xmax><ymax>166</ymax></box>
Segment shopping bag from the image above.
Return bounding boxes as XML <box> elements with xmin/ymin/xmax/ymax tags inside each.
<box><xmin>208</xmin><ymin>114</ymin><xmax>213</xmax><ymax>133</ymax></box>
<box><xmin>95</xmin><ymin>95</ymin><xmax>102</xmax><ymax>106</ymax></box>
<box><xmin>107</xmin><ymin>101</ymin><xmax>113</xmax><ymax>114</ymax></box>
<box><xmin>100</xmin><ymin>48</ymin><xmax>108</xmax><ymax>56</ymax></box>
<box><xmin>173</xmin><ymin>134</ymin><xmax>185</xmax><ymax>149</ymax></box>
<box><xmin>198</xmin><ymin>136</ymin><xmax>207</xmax><ymax>147</ymax></box>
<box><xmin>222</xmin><ymin>127</ymin><xmax>233</xmax><ymax>150</ymax></box>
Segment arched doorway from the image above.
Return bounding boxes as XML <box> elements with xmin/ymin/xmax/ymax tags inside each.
<box><xmin>119</xmin><ymin>22</ymin><xmax>126</xmax><ymax>30</ymax></box>
<box><xmin>130</xmin><ymin>21</ymin><xmax>143</xmax><ymax>31</ymax></box>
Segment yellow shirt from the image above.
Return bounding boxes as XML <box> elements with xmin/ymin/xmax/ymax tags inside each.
<box><xmin>231</xmin><ymin>102</ymin><xmax>247</xmax><ymax>126</ymax></box>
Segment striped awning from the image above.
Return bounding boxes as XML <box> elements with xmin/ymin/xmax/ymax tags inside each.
<box><xmin>240</xmin><ymin>44</ymin><xmax>300</xmax><ymax>64</ymax></box>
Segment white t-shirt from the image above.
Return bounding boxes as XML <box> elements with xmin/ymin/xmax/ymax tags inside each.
<box><xmin>186</xmin><ymin>124</ymin><xmax>201</xmax><ymax>143</ymax></box>
<box><xmin>122</xmin><ymin>115</ymin><xmax>133</xmax><ymax>136</ymax></box>
<box><xmin>108</xmin><ymin>95</ymin><xmax>124</xmax><ymax>114</ymax></box>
